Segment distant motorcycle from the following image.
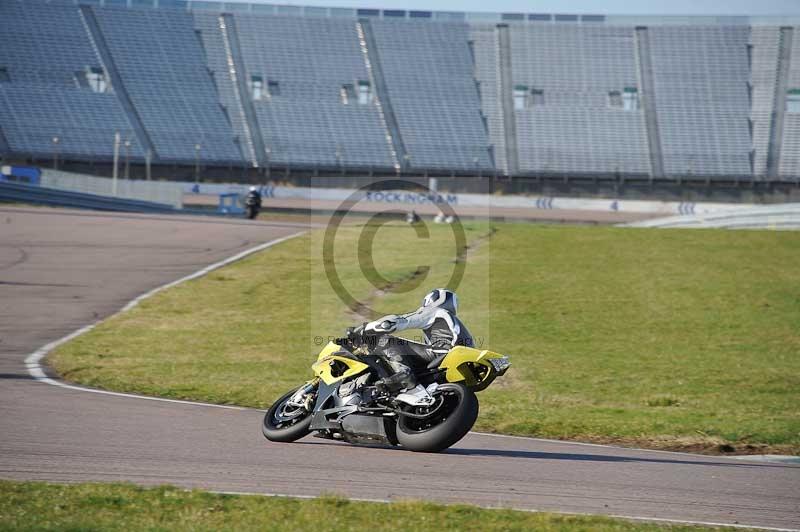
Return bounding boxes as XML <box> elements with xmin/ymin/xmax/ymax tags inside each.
<box><xmin>262</xmin><ymin>328</ymin><xmax>511</xmax><ymax>452</ymax></box>
<box><xmin>244</xmin><ymin>188</ymin><xmax>262</xmax><ymax>219</ymax></box>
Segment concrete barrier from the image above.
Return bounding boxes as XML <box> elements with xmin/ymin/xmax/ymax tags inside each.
<box><xmin>625</xmin><ymin>203</ymin><xmax>800</xmax><ymax>230</ymax></box>
<box><xmin>41</xmin><ymin>169</ymin><xmax>183</xmax><ymax>208</ymax></box>
<box><xmin>0</xmin><ymin>181</ymin><xmax>178</xmax><ymax>214</ymax></box>
<box><xmin>182</xmin><ymin>182</ymin><xmax>753</xmax><ymax>217</ymax></box>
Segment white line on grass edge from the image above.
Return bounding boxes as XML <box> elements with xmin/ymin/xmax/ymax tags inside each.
<box><xmin>21</xmin><ymin>230</ymin><xmax>799</xmax><ymax>531</ymax></box>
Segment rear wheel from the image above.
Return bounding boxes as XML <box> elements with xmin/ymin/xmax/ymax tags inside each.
<box><xmin>395</xmin><ymin>383</ymin><xmax>478</xmax><ymax>452</ymax></box>
<box><xmin>262</xmin><ymin>386</ymin><xmax>314</xmax><ymax>443</ymax></box>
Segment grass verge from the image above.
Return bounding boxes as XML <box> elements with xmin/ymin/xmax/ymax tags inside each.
<box><xmin>0</xmin><ymin>480</ymin><xmax>751</xmax><ymax>531</ymax></box>
<box><xmin>50</xmin><ymin>221</ymin><xmax>800</xmax><ymax>454</ymax></box>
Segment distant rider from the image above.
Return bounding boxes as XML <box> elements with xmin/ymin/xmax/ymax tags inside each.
<box><xmin>405</xmin><ymin>210</ymin><xmax>421</xmax><ymax>224</ymax></box>
<box><xmin>354</xmin><ymin>289</ymin><xmax>473</xmax><ymax>403</ymax></box>
<box><xmin>245</xmin><ymin>186</ymin><xmax>262</xmax><ymax>208</ymax></box>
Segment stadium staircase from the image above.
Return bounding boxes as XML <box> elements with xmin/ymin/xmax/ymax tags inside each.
<box><xmin>218</xmin><ymin>14</ymin><xmax>266</xmax><ymax>168</ymax></box>
<box><xmin>78</xmin><ymin>5</ymin><xmax>158</xmax><ymax>162</ymax></box>
<box><xmin>357</xmin><ymin>19</ymin><xmax>406</xmax><ymax>173</ymax></box>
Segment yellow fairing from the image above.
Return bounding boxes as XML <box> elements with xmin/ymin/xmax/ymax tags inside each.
<box><xmin>438</xmin><ymin>346</ymin><xmax>506</xmax><ymax>391</ymax></box>
<box><xmin>311</xmin><ymin>341</ymin><xmax>370</xmax><ymax>385</ymax></box>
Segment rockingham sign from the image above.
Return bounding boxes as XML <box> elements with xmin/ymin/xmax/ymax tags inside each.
<box><xmin>364</xmin><ymin>190</ymin><xmax>458</xmax><ymax>205</ymax></box>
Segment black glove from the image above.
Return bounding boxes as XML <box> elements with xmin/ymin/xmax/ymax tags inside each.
<box><xmin>348</xmin><ymin>324</ymin><xmax>367</xmax><ymax>339</ymax></box>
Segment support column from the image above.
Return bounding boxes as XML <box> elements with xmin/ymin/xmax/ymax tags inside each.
<box><xmin>767</xmin><ymin>27</ymin><xmax>793</xmax><ymax>179</ymax></box>
<box><xmin>634</xmin><ymin>26</ymin><xmax>664</xmax><ymax>179</ymax></box>
<box><xmin>0</xmin><ymin>125</ymin><xmax>11</xmax><ymax>156</ymax></box>
<box><xmin>496</xmin><ymin>24</ymin><xmax>519</xmax><ymax>176</ymax></box>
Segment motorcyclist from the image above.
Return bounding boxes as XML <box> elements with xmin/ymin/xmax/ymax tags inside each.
<box><xmin>355</xmin><ymin>289</ymin><xmax>473</xmax><ymax>403</ymax></box>
<box><xmin>244</xmin><ymin>186</ymin><xmax>262</xmax><ymax>219</ymax></box>
<box><xmin>245</xmin><ymin>186</ymin><xmax>262</xmax><ymax>207</ymax></box>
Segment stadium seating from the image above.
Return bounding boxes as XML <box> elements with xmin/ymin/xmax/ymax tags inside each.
<box><xmin>780</xmin><ymin>29</ymin><xmax>800</xmax><ymax>179</ymax></box>
<box><xmin>229</xmin><ymin>14</ymin><xmax>395</xmax><ymax>170</ymax></box>
<box><xmin>0</xmin><ymin>0</ymin><xmax>796</xmax><ymax>181</ymax></box>
<box><xmin>0</xmin><ymin>1</ymin><xmax>141</xmax><ymax>160</ymax></box>
<box><xmin>92</xmin><ymin>6</ymin><xmax>243</xmax><ymax>164</ymax></box>
<box><xmin>369</xmin><ymin>20</ymin><xmax>494</xmax><ymax>172</ymax></box>
<box><xmin>648</xmin><ymin>26</ymin><xmax>752</xmax><ymax>178</ymax></box>
<box><xmin>0</xmin><ymin>84</ymin><xmax>142</xmax><ymax>161</ymax></box>
<box><xmin>506</xmin><ymin>24</ymin><xmax>651</xmax><ymax>175</ymax></box>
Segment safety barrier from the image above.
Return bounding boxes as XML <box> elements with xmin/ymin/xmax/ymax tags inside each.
<box><xmin>41</xmin><ymin>169</ymin><xmax>183</xmax><ymax>208</ymax></box>
<box><xmin>0</xmin><ymin>181</ymin><xmax>179</xmax><ymax>214</ymax></box>
<box><xmin>625</xmin><ymin>203</ymin><xmax>800</xmax><ymax>230</ymax></box>
<box><xmin>183</xmin><ymin>182</ymin><xmax>751</xmax><ymax>216</ymax></box>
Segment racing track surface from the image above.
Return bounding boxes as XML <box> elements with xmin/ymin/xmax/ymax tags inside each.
<box><xmin>0</xmin><ymin>207</ymin><xmax>798</xmax><ymax>530</ymax></box>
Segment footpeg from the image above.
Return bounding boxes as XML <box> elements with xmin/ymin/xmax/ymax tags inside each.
<box><xmin>395</xmin><ymin>384</ymin><xmax>436</xmax><ymax>407</ymax></box>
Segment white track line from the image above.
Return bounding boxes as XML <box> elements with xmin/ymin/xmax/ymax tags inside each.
<box><xmin>24</xmin><ymin>231</ymin><xmax>304</xmax><ymax>410</ymax></box>
<box><xmin>207</xmin><ymin>489</ymin><xmax>799</xmax><ymax>532</ymax></box>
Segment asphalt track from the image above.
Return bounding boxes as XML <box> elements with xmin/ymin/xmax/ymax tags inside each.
<box><xmin>0</xmin><ymin>207</ymin><xmax>798</xmax><ymax>530</ymax></box>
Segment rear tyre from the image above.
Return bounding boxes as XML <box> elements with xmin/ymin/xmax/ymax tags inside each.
<box><xmin>262</xmin><ymin>387</ymin><xmax>313</xmax><ymax>443</ymax></box>
<box><xmin>395</xmin><ymin>383</ymin><xmax>478</xmax><ymax>452</ymax></box>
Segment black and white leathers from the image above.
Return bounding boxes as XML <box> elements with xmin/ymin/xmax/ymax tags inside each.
<box><xmin>362</xmin><ymin>289</ymin><xmax>474</xmax><ymax>393</ymax></box>
<box><xmin>364</xmin><ymin>305</ymin><xmax>473</xmax><ymax>355</ymax></box>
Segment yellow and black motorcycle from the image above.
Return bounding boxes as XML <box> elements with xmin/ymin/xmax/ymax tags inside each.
<box><xmin>262</xmin><ymin>330</ymin><xmax>511</xmax><ymax>452</ymax></box>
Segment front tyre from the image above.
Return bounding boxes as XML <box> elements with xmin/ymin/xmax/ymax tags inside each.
<box><xmin>396</xmin><ymin>383</ymin><xmax>478</xmax><ymax>452</ymax></box>
<box><xmin>262</xmin><ymin>387</ymin><xmax>313</xmax><ymax>443</ymax></box>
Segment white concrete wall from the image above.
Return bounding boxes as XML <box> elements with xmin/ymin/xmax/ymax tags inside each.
<box><xmin>626</xmin><ymin>203</ymin><xmax>800</xmax><ymax>229</ymax></box>
<box><xmin>41</xmin><ymin>170</ymin><xmax>183</xmax><ymax>208</ymax></box>
<box><xmin>184</xmin><ymin>181</ymin><xmax>751</xmax><ymax>216</ymax></box>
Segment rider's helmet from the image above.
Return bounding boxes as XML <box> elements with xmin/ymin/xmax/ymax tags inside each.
<box><xmin>249</xmin><ymin>186</ymin><xmax>258</xmax><ymax>192</ymax></box>
<box><xmin>421</xmin><ymin>288</ymin><xmax>458</xmax><ymax>315</ymax></box>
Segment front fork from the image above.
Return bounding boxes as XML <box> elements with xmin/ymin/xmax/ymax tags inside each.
<box><xmin>288</xmin><ymin>379</ymin><xmax>319</xmax><ymax>410</ymax></box>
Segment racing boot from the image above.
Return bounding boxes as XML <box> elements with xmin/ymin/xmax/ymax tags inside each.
<box><xmin>376</xmin><ymin>369</ymin><xmax>415</xmax><ymax>394</ymax></box>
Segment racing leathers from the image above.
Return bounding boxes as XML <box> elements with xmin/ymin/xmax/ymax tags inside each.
<box><xmin>362</xmin><ymin>304</ymin><xmax>474</xmax><ymax>392</ymax></box>
<box><xmin>245</xmin><ymin>189</ymin><xmax>262</xmax><ymax>208</ymax></box>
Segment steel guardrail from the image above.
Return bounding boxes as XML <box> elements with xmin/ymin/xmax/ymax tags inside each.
<box><xmin>0</xmin><ymin>181</ymin><xmax>180</xmax><ymax>214</ymax></box>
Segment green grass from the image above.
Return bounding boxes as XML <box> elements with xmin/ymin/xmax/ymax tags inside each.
<box><xmin>0</xmin><ymin>480</ymin><xmax>750</xmax><ymax>531</ymax></box>
<box><xmin>51</xmin><ymin>221</ymin><xmax>800</xmax><ymax>454</ymax></box>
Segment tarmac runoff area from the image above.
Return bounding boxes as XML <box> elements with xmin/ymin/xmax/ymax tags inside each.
<box><xmin>0</xmin><ymin>206</ymin><xmax>798</xmax><ymax>531</ymax></box>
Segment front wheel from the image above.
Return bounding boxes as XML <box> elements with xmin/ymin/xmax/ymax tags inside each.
<box><xmin>395</xmin><ymin>383</ymin><xmax>478</xmax><ymax>452</ymax></box>
<box><xmin>262</xmin><ymin>387</ymin><xmax>314</xmax><ymax>443</ymax></box>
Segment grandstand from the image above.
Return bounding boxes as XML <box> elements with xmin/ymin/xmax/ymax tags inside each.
<box><xmin>1</xmin><ymin>0</ymin><xmax>800</xmax><ymax>190</ymax></box>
